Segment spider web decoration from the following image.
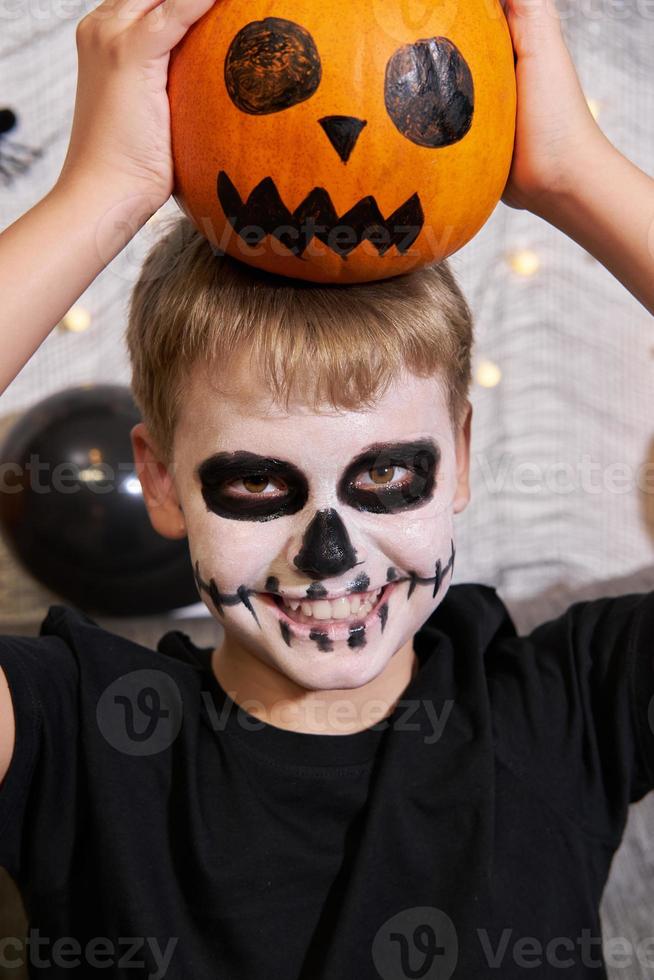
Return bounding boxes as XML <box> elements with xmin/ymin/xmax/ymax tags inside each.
<box><xmin>0</xmin><ymin>107</ymin><xmax>43</xmax><ymax>184</ymax></box>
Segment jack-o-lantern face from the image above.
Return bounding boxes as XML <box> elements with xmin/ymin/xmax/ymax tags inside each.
<box><xmin>168</xmin><ymin>1</ymin><xmax>516</xmax><ymax>283</ymax></box>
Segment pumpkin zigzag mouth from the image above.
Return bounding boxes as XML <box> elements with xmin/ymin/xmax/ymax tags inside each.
<box><xmin>217</xmin><ymin>171</ymin><xmax>424</xmax><ymax>259</ymax></box>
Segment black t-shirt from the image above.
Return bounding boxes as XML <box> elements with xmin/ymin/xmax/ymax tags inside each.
<box><xmin>0</xmin><ymin>583</ymin><xmax>653</xmax><ymax>979</ymax></box>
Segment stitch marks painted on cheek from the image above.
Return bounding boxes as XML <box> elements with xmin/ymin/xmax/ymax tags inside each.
<box><xmin>193</xmin><ymin>562</ymin><xmax>261</xmax><ymax>627</ymax></box>
<box><xmin>405</xmin><ymin>538</ymin><xmax>456</xmax><ymax>598</ymax></box>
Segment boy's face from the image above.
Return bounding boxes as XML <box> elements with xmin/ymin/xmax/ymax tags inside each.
<box><xmin>133</xmin><ymin>359</ymin><xmax>471</xmax><ymax>692</ymax></box>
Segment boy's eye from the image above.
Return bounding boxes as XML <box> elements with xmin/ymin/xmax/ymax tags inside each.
<box><xmin>357</xmin><ymin>465</ymin><xmax>411</xmax><ymax>488</ymax></box>
<box><xmin>224</xmin><ymin>475</ymin><xmax>287</xmax><ymax>497</ymax></box>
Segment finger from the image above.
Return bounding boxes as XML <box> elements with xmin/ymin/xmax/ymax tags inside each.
<box><xmin>507</xmin><ymin>0</ymin><xmax>562</xmax><ymax>31</ymax></box>
<box><xmin>83</xmin><ymin>0</ymin><xmax>165</xmax><ymax>31</ymax></box>
<box><xmin>115</xmin><ymin>0</ymin><xmax>168</xmax><ymax>23</ymax></box>
<box><xmin>132</xmin><ymin>0</ymin><xmax>217</xmax><ymax>58</ymax></box>
<box><xmin>502</xmin><ymin>0</ymin><xmax>564</xmax><ymax>56</ymax></box>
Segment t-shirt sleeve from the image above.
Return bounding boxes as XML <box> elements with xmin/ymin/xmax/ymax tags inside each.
<box><xmin>488</xmin><ymin>591</ymin><xmax>654</xmax><ymax>839</ymax></box>
<box><xmin>0</xmin><ymin>631</ymin><xmax>80</xmax><ymax>880</ymax></box>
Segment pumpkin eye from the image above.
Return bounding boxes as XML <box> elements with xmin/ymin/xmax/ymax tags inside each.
<box><xmin>225</xmin><ymin>17</ymin><xmax>322</xmax><ymax>116</ymax></box>
<box><xmin>384</xmin><ymin>37</ymin><xmax>474</xmax><ymax>148</ymax></box>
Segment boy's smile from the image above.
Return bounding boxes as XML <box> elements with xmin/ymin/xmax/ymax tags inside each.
<box><xmin>134</xmin><ymin>355</ymin><xmax>471</xmax><ymax>729</ymax></box>
<box><xmin>192</xmin><ymin>538</ymin><xmax>456</xmax><ymax>650</ymax></box>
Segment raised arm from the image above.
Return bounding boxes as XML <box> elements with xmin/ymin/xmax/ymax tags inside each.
<box><xmin>501</xmin><ymin>0</ymin><xmax>654</xmax><ymax>316</ymax></box>
<box><xmin>0</xmin><ymin>0</ymin><xmax>217</xmax><ymax>396</ymax></box>
<box><xmin>0</xmin><ymin>180</ymin><xmax>155</xmax><ymax>395</ymax></box>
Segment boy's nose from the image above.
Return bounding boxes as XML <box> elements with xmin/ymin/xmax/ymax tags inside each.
<box><xmin>318</xmin><ymin>115</ymin><xmax>367</xmax><ymax>163</ymax></box>
<box><xmin>293</xmin><ymin>508</ymin><xmax>359</xmax><ymax>579</ymax></box>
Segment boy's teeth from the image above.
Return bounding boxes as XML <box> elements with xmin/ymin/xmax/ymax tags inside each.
<box><xmin>282</xmin><ymin>588</ymin><xmax>382</xmax><ymax>621</ymax></box>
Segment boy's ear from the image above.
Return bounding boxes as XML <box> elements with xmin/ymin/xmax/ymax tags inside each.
<box><xmin>130</xmin><ymin>423</ymin><xmax>187</xmax><ymax>540</ymax></box>
<box><xmin>453</xmin><ymin>401</ymin><xmax>473</xmax><ymax>515</ymax></box>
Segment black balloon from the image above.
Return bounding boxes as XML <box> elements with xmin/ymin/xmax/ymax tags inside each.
<box><xmin>0</xmin><ymin>385</ymin><xmax>198</xmax><ymax>616</ymax></box>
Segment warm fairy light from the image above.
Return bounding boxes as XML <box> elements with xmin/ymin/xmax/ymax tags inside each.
<box><xmin>60</xmin><ymin>306</ymin><xmax>92</xmax><ymax>333</ymax></box>
<box><xmin>507</xmin><ymin>249</ymin><xmax>540</xmax><ymax>277</ymax></box>
<box><xmin>586</xmin><ymin>97</ymin><xmax>600</xmax><ymax>121</ymax></box>
<box><xmin>78</xmin><ymin>466</ymin><xmax>106</xmax><ymax>483</ymax></box>
<box><xmin>88</xmin><ymin>448</ymin><xmax>103</xmax><ymax>465</ymax></box>
<box><xmin>476</xmin><ymin>359</ymin><xmax>502</xmax><ymax>388</ymax></box>
<box><xmin>121</xmin><ymin>476</ymin><xmax>143</xmax><ymax>496</ymax></box>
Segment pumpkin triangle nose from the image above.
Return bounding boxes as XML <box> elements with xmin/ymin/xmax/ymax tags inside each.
<box><xmin>318</xmin><ymin>115</ymin><xmax>367</xmax><ymax>163</ymax></box>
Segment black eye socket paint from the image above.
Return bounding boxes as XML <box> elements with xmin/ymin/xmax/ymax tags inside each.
<box><xmin>197</xmin><ymin>439</ymin><xmax>439</xmax><ymax>522</ymax></box>
<box><xmin>337</xmin><ymin>438</ymin><xmax>440</xmax><ymax>514</ymax></box>
<box><xmin>197</xmin><ymin>451</ymin><xmax>309</xmax><ymax>522</ymax></box>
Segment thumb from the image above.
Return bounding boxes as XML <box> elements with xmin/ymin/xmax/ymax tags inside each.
<box><xmin>502</xmin><ymin>0</ymin><xmax>564</xmax><ymax>58</ymax></box>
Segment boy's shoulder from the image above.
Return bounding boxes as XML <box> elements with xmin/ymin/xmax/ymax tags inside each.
<box><xmin>433</xmin><ymin>579</ymin><xmax>654</xmax><ymax>653</ymax></box>
<box><xmin>0</xmin><ymin>602</ymin><xmax>213</xmax><ymax>695</ymax></box>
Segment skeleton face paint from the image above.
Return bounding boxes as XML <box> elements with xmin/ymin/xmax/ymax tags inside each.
<box><xmin>171</xmin><ymin>360</ymin><xmax>469</xmax><ymax>692</ymax></box>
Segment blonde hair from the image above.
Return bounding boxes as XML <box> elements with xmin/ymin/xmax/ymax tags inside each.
<box><xmin>126</xmin><ymin>215</ymin><xmax>474</xmax><ymax>462</ymax></box>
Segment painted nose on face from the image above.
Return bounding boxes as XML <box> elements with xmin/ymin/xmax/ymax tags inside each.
<box><xmin>318</xmin><ymin>115</ymin><xmax>367</xmax><ymax>163</ymax></box>
<box><xmin>293</xmin><ymin>508</ymin><xmax>359</xmax><ymax>579</ymax></box>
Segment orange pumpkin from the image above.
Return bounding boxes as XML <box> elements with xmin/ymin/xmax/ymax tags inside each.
<box><xmin>168</xmin><ymin>0</ymin><xmax>516</xmax><ymax>284</ymax></box>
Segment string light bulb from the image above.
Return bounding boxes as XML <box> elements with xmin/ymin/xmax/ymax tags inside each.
<box><xmin>586</xmin><ymin>97</ymin><xmax>600</xmax><ymax>121</ymax></box>
<box><xmin>476</xmin><ymin>359</ymin><xmax>502</xmax><ymax>388</ymax></box>
<box><xmin>507</xmin><ymin>249</ymin><xmax>540</xmax><ymax>277</ymax></box>
<box><xmin>59</xmin><ymin>306</ymin><xmax>92</xmax><ymax>333</ymax></box>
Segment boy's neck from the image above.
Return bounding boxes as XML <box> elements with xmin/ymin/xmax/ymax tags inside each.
<box><xmin>210</xmin><ymin>636</ymin><xmax>419</xmax><ymax>736</ymax></box>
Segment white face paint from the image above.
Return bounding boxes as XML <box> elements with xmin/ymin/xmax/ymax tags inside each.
<box><xmin>171</xmin><ymin>359</ymin><xmax>468</xmax><ymax>693</ymax></box>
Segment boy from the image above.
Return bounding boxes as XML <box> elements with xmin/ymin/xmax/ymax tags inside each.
<box><xmin>0</xmin><ymin>0</ymin><xmax>653</xmax><ymax>977</ymax></box>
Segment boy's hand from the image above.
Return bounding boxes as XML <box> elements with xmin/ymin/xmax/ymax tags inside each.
<box><xmin>57</xmin><ymin>0</ymin><xmax>215</xmax><ymax>211</ymax></box>
<box><xmin>0</xmin><ymin>0</ymin><xmax>217</xmax><ymax>394</ymax></box>
<box><xmin>500</xmin><ymin>0</ymin><xmax>605</xmax><ymax>214</ymax></box>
